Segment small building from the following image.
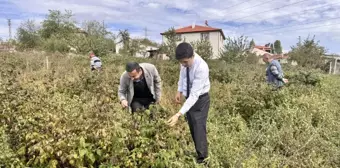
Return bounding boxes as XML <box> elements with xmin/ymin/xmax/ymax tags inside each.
<box><xmin>324</xmin><ymin>54</ymin><xmax>340</xmax><ymax>74</ymax></box>
<box><xmin>254</xmin><ymin>45</ymin><xmax>272</xmax><ymax>53</ymax></box>
<box><xmin>135</xmin><ymin>45</ymin><xmax>160</xmax><ymax>58</ymax></box>
<box><xmin>0</xmin><ymin>42</ymin><xmax>16</xmax><ymax>53</ymax></box>
<box><xmin>160</xmin><ymin>22</ymin><xmax>226</xmax><ymax>59</ymax></box>
<box><xmin>250</xmin><ymin>47</ymin><xmax>296</xmax><ymax>65</ymax></box>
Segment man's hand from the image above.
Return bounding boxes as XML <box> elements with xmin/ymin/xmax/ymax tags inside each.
<box><xmin>121</xmin><ymin>100</ymin><xmax>128</xmax><ymax>108</ymax></box>
<box><xmin>283</xmin><ymin>78</ymin><xmax>289</xmax><ymax>83</ymax></box>
<box><xmin>175</xmin><ymin>92</ymin><xmax>182</xmax><ymax>104</ymax></box>
<box><xmin>167</xmin><ymin>112</ymin><xmax>181</xmax><ymax>127</ymax></box>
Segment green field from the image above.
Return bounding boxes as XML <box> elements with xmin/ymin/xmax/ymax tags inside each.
<box><xmin>1</xmin><ymin>52</ymin><xmax>339</xmax><ymax>168</ymax></box>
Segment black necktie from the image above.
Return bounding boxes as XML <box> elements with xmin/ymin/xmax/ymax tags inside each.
<box><xmin>186</xmin><ymin>67</ymin><xmax>190</xmax><ymax>98</ymax></box>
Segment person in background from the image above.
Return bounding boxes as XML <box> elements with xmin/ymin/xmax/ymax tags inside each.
<box><xmin>262</xmin><ymin>53</ymin><xmax>288</xmax><ymax>89</ymax></box>
<box><xmin>167</xmin><ymin>42</ymin><xmax>211</xmax><ymax>164</ymax></box>
<box><xmin>89</xmin><ymin>51</ymin><xmax>102</xmax><ymax>71</ymax></box>
<box><xmin>118</xmin><ymin>62</ymin><xmax>161</xmax><ymax>113</ymax></box>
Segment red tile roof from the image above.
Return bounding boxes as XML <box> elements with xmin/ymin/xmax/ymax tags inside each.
<box><xmin>161</xmin><ymin>25</ymin><xmax>226</xmax><ymax>40</ymax></box>
<box><xmin>273</xmin><ymin>55</ymin><xmax>289</xmax><ymax>59</ymax></box>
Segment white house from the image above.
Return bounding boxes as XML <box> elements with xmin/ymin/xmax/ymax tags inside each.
<box><xmin>115</xmin><ymin>42</ymin><xmax>124</xmax><ymax>54</ymax></box>
<box><xmin>160</xmin><ymin>22</ymin><xmax>226</xmax><ymax>59</ymax></box>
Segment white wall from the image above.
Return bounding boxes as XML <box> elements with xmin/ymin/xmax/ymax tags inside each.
<box><xmin>162</xmin><ymin>31</ymin><xmax>225</xmax><ymax>59</ymax></box>
<box><xmin>115</xmin><ymin>43</ymin><xmax>123</xmax><ymax>54</ymax></box>
<box><xmin>208</xmin><ymin>31</ymin><xmax>224</xmax><ymax>59</ymax></box>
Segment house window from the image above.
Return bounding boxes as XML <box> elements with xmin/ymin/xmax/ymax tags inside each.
<box><xmin>201</xmin><ymin>32</ymin><xmax>209</xmax><ymax>41</ymax></box>
<box><xmin>176</xmin><ymin>34</ymin><xmax>182</xmax><ymax>41</ymax></box>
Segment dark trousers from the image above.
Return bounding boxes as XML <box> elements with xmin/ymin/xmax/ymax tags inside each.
<box><xmin>91</xmin><ymin>67</ymin><xmax>102</xmax><ymax>71</ymax></box>
<box><xmin>186</xmin><ymin>93</ymin><xmax>210</xmax><ymax>161</ymax></box>
<box><xmin>130</xmin><ymin>97</ymin><xmax>154</xmax><ymax>113</ymax></box>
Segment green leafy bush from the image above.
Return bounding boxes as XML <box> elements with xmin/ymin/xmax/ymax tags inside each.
<box><xmin>42</xmin><ymin>36</ymin><xmax>70</xmax><ymax>53</ymax></box>
<box><xmin>0</xmin><ymin>52</ymin><xmax>339</xmax><ymax>168</ymax></box>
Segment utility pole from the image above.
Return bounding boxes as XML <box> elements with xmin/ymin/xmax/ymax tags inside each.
<box><xmin>8</xmin><ymin>19</ymin><xmax>12</xmax><ymax>40</ymax></box>
<box><xmin>144</xmin><ymin>27</ymin><xmax>148</xmax><ymax>39</ymax></box>
<box><xmin>102</xmin><ymin>20</ymin><xmax>105</xmax><ymax>35</ymax></box>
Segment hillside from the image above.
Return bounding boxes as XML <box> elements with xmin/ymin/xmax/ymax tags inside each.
<box><xmin>1</xmin><ymin>52</ymin><xmax>340</xmax><ymax>168</ymax></box>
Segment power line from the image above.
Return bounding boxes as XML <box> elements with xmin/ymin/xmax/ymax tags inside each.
<box><xmin>238</xmin><ymin>1</ymin><xmax>340</xmax><ymax>29</ymax></box>
<box><xmin>221</xmin><ymin>0</ymin><xmax>277</xmax><ymax>17</ymax></box>
<box><xmin>221</xmin><ymin>0</ymin><xmax>255</xmax><ymax>11</ymax></box>
<box><xmin>250</xmin><ymin>22</ymin><xmax>340</xmax><ymax>35</ymax></box>
<box><xmin>265</xmin><ymin>1</ymin><xmax>340</xmax><ymax>21</ymax></box>
<box><xmin>227</xmin><ymin>0</ymin><xmax>309</xmax><ymax>22</ymax></box>
<box><xmin>245</xmin><ymin>16</ymin><xmax>340</xmax><ymax>35</ymax></box>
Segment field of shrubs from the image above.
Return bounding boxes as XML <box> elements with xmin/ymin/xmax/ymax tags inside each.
<box><xmin>1</xmin><ymin>51</ymin><xmax>340</xmax><ymax>168</ymax></box>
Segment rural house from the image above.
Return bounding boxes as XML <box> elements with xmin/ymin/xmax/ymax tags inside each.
<box><xmin>250</xmin><ymin>45</ymin><xmax>298</xmax><ymax>65</ymax></box>
<box><xmin>160</xmin><ymin>21</ymin><xmax>226</xmax><ymax>59</ymax></box>
<box><xmin>254</xmin><ymin>45</ymin><xmax>272</xmax><ymax>53</ymax></box>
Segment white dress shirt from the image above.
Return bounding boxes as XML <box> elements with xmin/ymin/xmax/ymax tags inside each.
<box><xmin>90</xmin><ymin>56</ymin><xmax>102</xmax><ymax>68</ymax></box>
<box><xmin>177</xmin><ymin>53</ymin><xmax>210</xmax><ymax>115</ymax></box>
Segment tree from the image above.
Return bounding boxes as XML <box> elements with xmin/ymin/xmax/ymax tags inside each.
<box><xmin>190</xmin><ymin>40</ymin><xmax>213</xmax><ymax>60</ymax></box>
<box><xmin>62</xmin><ymin>20</ymin><xmax>116</xmax><ymax>56</ymax></box>
<box><xmin>158</xmin><ymin>27</ymin><xmax>179</xmax><ymax>60</ymax></box>
<box><xmin>82</xmin><ymin>20</ymin><xmax>108</xmax><ymax>37</ymax></box>
<box><xmin>82</xmin><ymin>20</ymin><xmax>115</xmax><ymax>56</ymax></box>
<box><xmin>249</xmin><ymin>39</ymin><xmax>255</xmax><ymax>48</ymax></box>
<box><xmin>40</xmin><ymin>10</ymin><xmax>76</xmax><ymax>39</ymax></box>
<box><xmin>117</xmin><ymin>30</ymin><xmax>159</xmax><ymax>57</ymax></box>
<box><xmin>117</xmin><ymin>29</ymin><xmax>132</xmax><ymax>56</ymax></box>
<box><xmin>219</xmin><ymin>35</ymin><xmax>251</xmax><ymax>63</ymax></box>
<box><xmin>42</xmin><ymin>36</ymin><xmax>70</xmax><ymax>53</ymax></box>
<box><xmin>270</xmin><ymin>43</ymin><xmax>274</xmax><ymax>54</ymax></box>
<box><xmin>140</xmin><ymin>38</ymin><xmax>158</xmax><ymax>47</ymax></box>
<box><xmin>129</xmin><ymin>39</ymin><xmax>144</xmax><ymax>57</ymax></box>
<box><xmin>16</xmin><ymin>19</ymin><xmax>41</xmax><ymax>50</ymax></box>
<box><xmin>245</xmin><ymin>53</ymin><xmax>259</xmax><ymax>64</ymax></box>
<box><xmin>118</xmin><ymin>29</ymin><xmax>131</xmax><ymax>53</ymax></box>
<box><xmin>38</xmin><ymin>10</ymin><xmax>82</xmax><ymax>53</ymax></box>
<box><xmin>288</xmin><ymin>35</ymin><xmax>326</xmax><ymax>69</ymax></box>
<box><xmin>274</xmin><ymin>40</ymin><xmax>283</xmax><ymax>54</ymax></box>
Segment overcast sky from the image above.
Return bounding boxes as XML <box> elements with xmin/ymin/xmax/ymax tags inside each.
<box><xmin>1</xmin><ymin>0</ymin><xmax>340</xmax><ymax>54</ymax></box>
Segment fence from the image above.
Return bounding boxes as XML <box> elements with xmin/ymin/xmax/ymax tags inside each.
<box><xmin>0</xmin><ymin>43</ymin><xmax>15</xmax><ymax>52</ymax></box>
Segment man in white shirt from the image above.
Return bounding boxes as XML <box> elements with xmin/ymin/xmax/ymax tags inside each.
<box><xmin>167</xmin><ymin>42</ymin><xmax>210</xmax><ymax>164</ymax></box>
<box><xmin>89</xmin><ymin>51</ymin><xmax>102</xmax><ymax>71</ymax></box>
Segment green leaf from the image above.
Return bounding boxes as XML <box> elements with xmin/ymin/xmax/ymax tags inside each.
<box><xmin>39</xmin><ymin>154</ymin><xmax>47</xmax><ymax>164</ymax></box>
<box><xmin>17</xmin><ymin>146</ymin><xmax>26</xmax><ymax>155</ymax></box>
<box><xmin>69</xmin><ymin>159</ymin><xmax>75</xmax><ymax>166</ymax></box>
<box><xmin>48</xmin><ymin>159</ymin><xmax>58</xmax><ymax>168</ymax></box>
<box><xmin>137</xmin><ymin>152</ymin><xmax>142</xmax><ymax>158</ymax></box>
<box><xmin>34</xmin><ymin>155</ymin><xmax>40</xmax><ymax>165</ymax></box>
<box><xmin>87</xmin><ymin>152</ymin><xmax>96</xmax><ymax>164</ymax></box>
<box><xmin>79</xmin><ymin>137</ymin><xmax>86</xmax><ymax>147</ymax></box>
<box><xmin>79</xmin><ymin>149</ymin><xmax>86</xmax><ymax>158</ymax></box>
<box><xmin>96</xmin><ymin>149</ymin><xmax>102</xmax><ymax>156</ymax></box>
<box><xmin>73</xmin><ymin>153</ymin><xmax>78</xmax><ymax>159</ymax></box>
